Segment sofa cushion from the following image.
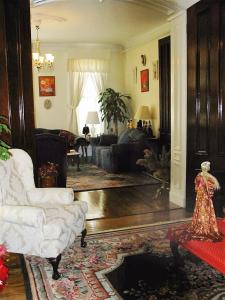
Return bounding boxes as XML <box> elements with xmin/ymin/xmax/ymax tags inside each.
<box><xmin>128</xmin><ymin>128</ymin><xmax>146</xmax><ymax>143</ymax></box>
<box><xmin>117</xmin><ymin>128</ymin><xmax>146</xmax><ymax>144</ymax></box>
<box><xmin>98</xmin><ymin>134</ymin><xmax>118</xmax><ymax>146</ymax></box>
<box><xmin>117</xmin><ymin>129</ymin><xmax>131</xmax><ymax>144</ymax></box>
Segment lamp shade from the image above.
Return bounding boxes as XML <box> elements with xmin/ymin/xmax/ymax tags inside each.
<box><xmin>134</xmin><ymin>105</ymin><xmax>151</xmax><ymax>120</ymax></box>
<box><xmin>86</xmin><ymin>111</ymin><xmax>100</xmax><ymax>124</ymax></box>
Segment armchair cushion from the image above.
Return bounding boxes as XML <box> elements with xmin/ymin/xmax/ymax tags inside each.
<box><xmin>27</xmin><ymin>188</ymin><xmax>74</xmax><ymax>205</ymax></box>
<box><xmin>0</xmin><ymin>157</ymin><xmax>30</xmax><ymax>206</ymax></box>
<box><xmin>1</xmin><ymin>205</ymin><xmax>45</xmax><ymax>227</ymax></box>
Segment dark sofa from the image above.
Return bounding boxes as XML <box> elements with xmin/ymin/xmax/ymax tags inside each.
<box><xmin>91</xmin><ymin>134</ymin><xmax>118</xmax><ymax>165</ymax></box>
<box><xmin>92</xmin><ymin>128</ymin><xmax>147</xmax><ymax>173</ymax></box>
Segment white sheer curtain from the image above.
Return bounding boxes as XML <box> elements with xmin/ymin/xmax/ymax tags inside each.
<box><xmin>68</xmin><ymin>71</ymin><xmax>88</xmax><ymax>134</ymax></box>
<box><xmin>67</xmin><ymin>59</ymin><xmax>109</xmax><ymax>134</ymax></box>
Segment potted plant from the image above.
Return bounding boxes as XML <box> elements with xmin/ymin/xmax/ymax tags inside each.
<box><xmin>98</xmin><ymin>88</ymin><xmax>131</xmax><ymax>135</ymax></box>
<box><xmin>0</xmin><ymin>116</ymin><xmax>11</xmax><ymax>161</ymax></box>
<box><xmin>37</xmin><ymin>162</ymin><xmax>58</xmax><ymax>187</ymax></box>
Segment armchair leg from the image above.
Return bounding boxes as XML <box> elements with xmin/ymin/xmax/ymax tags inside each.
<box><xmin>81</xmin><ymin>228</ymin><xmax>87</xmax><ymax>248</ymax></box>
<box><xmin>47</xmin><ymin>254</ymin><xmax>62</xmax><ymax>280</ymax></box>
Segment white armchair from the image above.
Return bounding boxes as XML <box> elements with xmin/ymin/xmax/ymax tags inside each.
<box><xmin>0</xmin><ymin>149</ymin><xmax>88</xmax><ymax>279</ymax></box>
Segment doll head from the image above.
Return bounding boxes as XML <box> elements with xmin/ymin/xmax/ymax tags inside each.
<box><xmin>201</xmin><ymin>161</ymin><xmax>210</xmax><ymax>172</ymax></box>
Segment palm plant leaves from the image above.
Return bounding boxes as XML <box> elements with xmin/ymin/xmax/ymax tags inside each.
<box><xmin>98</xmin><ymin>88</ymin><xmax>131</xmax><ymax>133</ymax></box>
<box><xmin>0</xmin><ymin>116</ymin><xmax>11</xmax><ymax>160</ymax></box>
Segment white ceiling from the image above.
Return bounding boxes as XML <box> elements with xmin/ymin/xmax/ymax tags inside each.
<box><xmin>30</xmin><ymin>0</ymin><xmax>199</xmax><ymax>47</ymax></box>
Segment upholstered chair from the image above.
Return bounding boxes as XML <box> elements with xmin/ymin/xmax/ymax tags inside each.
<box><xmin>0</xmin><ymin>149</ymin><xmax>88</xmax><ymax>280</ymax></box>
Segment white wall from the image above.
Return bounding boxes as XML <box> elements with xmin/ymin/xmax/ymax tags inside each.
<box><xmin>124</xmin><ymin>25</ymin><xmax>170</xmax><ymax>137</ymax></box>
<box><xmin>33</xmin><ymin>50</ymin><xmax>68</xmax><ymax>130</ymax></box>
<box><xmin>169</xmin><ymin>11</ymin><xmax>187</xmax><ymax>208</ymax></box>
<box><xmin>32</xmin><ymin>44</ymin><xmax>125</xmax><ymax>132</ymax></box>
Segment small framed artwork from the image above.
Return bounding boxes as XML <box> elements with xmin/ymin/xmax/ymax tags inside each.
<box><xmin>133</xmin><ymin>67</ymin><xmax>137</xmax><ymax>84</ymax></box>
<box><xmin>39</xmin><ymin>76</ymin><xmax>56</xmax><ymax>96</ymax></box>
<box><xmin>153</xmin><ymin>60</ymin><xmax>159</xmax><ymax>80</ymax></box>
<box><xmin>140</xmin><ymin>69</ymin><xmax>149</xmax><ymax>92</ymax></box>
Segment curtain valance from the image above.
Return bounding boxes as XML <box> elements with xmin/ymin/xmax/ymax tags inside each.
<box><xmin>67</xmin><ymin>59</ymin><xmax>109</xmax><ymax>73</ymax></box>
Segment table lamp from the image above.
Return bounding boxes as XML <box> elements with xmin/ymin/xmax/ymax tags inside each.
<box><xmin>134</xmin><ymin>105</ymin><xmax>151</xmax><ymax>124</ymax></box>
<box><xmin>134</xmin><ymin>105</ymin><xmax>153</xmax><ymax>137</ymax></box>
<box><xmin>86</xmin><ymin>111</ymin><xmax>100</xmax><ymax>136</ymax></box>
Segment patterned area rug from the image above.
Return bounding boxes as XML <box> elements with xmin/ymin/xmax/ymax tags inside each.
<box><xmin>23</xmin><ymin>221</ymin><xmax>225</xmax><ymax>300</ymax></box>
<box><xmin>66</xmin><ymin>163</ymin><xmax>159</xmax><ymax>191</ymax></box>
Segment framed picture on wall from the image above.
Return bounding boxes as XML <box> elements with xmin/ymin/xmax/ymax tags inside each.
<box><xmin>140</xmin><ymin>69</ymin><xmax>149</xmax><ymax>92</ymax></box>
<box><xmin>39</xmin><ymin>76</ymin><xmax>56</xmax><ymax>96</ymax></box>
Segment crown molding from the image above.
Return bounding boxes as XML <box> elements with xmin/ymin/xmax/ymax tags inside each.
<box><xmin>38</xmin><ymin>42</ymin><xmax>124</xmax><ymax>52</ymax></box>
<box><xmin>124</xmin><ymin>23</ymin><xmax>170</xmax><ymax>50</ymax></box>
<box><xmin>177</xmin><ymin>0</ymin><xmax>200</xmax><ymax>9</ymax></box>
<box><xmin>115</xmin><ymin>0</ymin><xmax>180</xmax><ymax>16</ymax></box>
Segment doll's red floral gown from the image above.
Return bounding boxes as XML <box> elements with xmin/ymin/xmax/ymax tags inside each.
<box><xmin>169</xmin><ymin>173</ymin><xmax>223</xmax><ymax>242</ymax></box>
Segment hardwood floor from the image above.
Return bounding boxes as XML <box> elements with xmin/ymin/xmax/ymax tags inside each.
<box><xmin>76</xmin><ymin>184</ymin><xmax>178</xmax><ymax>220</ymax></box>
<box><xmin>1</xmin><ymin>185</ymin><xmax>191</xmax><ymax>299</ymax></box>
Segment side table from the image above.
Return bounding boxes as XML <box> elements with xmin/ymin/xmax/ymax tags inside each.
<box><xmin>67</xmin><ymin>150</ymin><xmax>80</xmax><ymax>171</ymax></box>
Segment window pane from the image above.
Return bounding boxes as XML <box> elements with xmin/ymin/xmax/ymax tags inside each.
<box><xmin>76</xmin><ymin>73</ymin><xmax>102</xmax><ymax>136</ymax></box>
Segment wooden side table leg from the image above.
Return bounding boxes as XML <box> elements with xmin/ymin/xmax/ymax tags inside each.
<box><xmin>81</xmin><ymin>145</ymin><xmax>84</xmax><ymax>157</ymax></box>
<box><xmin>77</xmin><ymin>155</ymin><xmax>80</xmax><ymax>171</ymax></box>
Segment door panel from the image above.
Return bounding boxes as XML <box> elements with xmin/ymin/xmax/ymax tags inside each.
<box><xmin>187</xmin><ymin>0</ymin><xmax>225</xmax><ymax>215</ymax></box>
<box><xmin>0</xmin><ymin>0</ymin><xmax>34</xmax><ymax>152</ymax></box>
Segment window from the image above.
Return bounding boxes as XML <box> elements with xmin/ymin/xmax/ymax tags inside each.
<box><xmin>76</xmin><ymin>73</ymin><xmax>102</xmax><ymax>136</ymax></box>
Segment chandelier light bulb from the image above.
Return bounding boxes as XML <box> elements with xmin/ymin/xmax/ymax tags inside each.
<box><xmin>39</xmin><ymin>56</ymin><xmax>44</xmax><ymax>64</ymax></box>
<box><xmin>32</xmin><ymin>52</ymin><xmax>39</xmax><ymax>60</ymax></box>
<box><xmin>32</xmin><ymin>25</ymin><xmax>54</xmax><ymax>71</ymax></box>
<box><xmin>45</xmin><ymin>53</ymin><xmax>54</xmax><ymax>63</ymax></box>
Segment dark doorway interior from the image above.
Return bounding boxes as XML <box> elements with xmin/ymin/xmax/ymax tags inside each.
<box><xmin>158</xmin><ymin>36</ymin><xmax>171</xmax><ymax>152</ymax></box>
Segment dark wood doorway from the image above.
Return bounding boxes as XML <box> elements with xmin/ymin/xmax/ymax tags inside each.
<box><xmin>187</xmin><ymin>0</ymin><xmax>225</xmax><ymax>215</ymax></box>
<box><xmin>158</xmin><ymin>36</ymin><xmax>171</xmax><ymax>151</ymax></box>
<box><xmin>0</xmin><ymin>0</ymin><xmax>34</xmax><ymax>152</ymax></box>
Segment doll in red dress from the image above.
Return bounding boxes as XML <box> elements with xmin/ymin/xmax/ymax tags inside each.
<box><xmin>169</xmin><ymin>161</ymin><xmax>223</xmax><ymax>242</ymax></box>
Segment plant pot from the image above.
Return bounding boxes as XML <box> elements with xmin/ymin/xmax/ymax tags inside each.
<box><xmin>39</xmin><ymin>175</ymin><xmax>57</xmax><ymax>188</ymax></box>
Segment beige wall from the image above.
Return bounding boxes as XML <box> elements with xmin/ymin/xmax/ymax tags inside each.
<box><xmin>32</xmin><ymin>27</ymin><xmax>170</xmax><ymax>136</ymax></box>
<box><xmin>32</xmin><ymin>44</ymin><xmax>124</xmax><ymax>132</ymax></box>
<box><xmin>124</xmin><ymin>27</ymin><xmax>170</xmax><ymax>137</ymax></box>
<box><xmin>33</xmin><ymin>50</ymin><xmax>68</xmax><ymax>130</ymax></box>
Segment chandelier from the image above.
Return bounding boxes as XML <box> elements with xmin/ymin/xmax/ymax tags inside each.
<box><xmin>32</xmin><ymin>25</ymin><xmax>54</xmax><ymax>71</ymax></box>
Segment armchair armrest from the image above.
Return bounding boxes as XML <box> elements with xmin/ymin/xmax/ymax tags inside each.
<box><xmin>1</xmin><ymin>205</ymin><xmax>45</xmax><ymax>227</ymax></box>
<box><xmin>27</xmin><ymin>188</ymin><xmax>74</xmax><ymax>205</ymax></box>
